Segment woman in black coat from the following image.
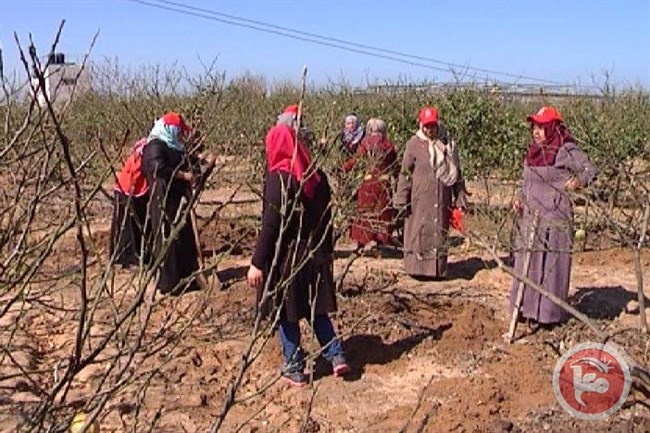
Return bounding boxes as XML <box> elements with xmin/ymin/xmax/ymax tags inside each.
<box><xmin>247</xmin><ymin>105</ymin><xmax>350</xmax><ymax>387</ymax></box>
<box><xmin>141</xmin><ymin>112</ymin><xmax>199</xmax><ymax>295</ymax></box>
<box><xmin>110</xmin><ymin>138</ymin><xmax>150</xmax><ymax>268</ymax></box>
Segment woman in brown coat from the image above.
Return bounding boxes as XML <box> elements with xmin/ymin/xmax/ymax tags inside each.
<box><xmin>394</xmin><ymin>107</ymin><xmax>469</xmax><ymax>279</ymax></box>
<box><xmin>247</xmin><ymin>105</ymin><xmax>350</xmax><ymax>387</ymax></box>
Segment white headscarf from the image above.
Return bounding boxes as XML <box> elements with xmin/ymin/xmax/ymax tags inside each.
<box><xmin>276</xmin><ymin>112</ymin><xmax>297</xmax><ymax>128</ymax></box>
<box><xmin>366</xmin><ymin>118</ymin><xmax>386</xmax><ymax>135</ymax></box>
<box><xmin>415</xmin><ymin>125</ymin><xmax>459</xmax><ymax>186</ymax></box>
<box><xmin>343</xmin><ymin>114</ymin><xmax>364</xmax><ymax>145</ymax></box>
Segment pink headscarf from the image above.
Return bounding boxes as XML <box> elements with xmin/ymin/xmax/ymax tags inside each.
<box><xmin>265</xmin><ymin>123</ymin><xmax>320</xmax><ymax>199</ymax></box>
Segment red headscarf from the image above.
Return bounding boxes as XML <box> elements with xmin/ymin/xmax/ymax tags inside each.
<box><xmin>525</xmin><ymin>120</ymin><xmax>575</xmax><ymax>167</ymax></box>
<box><xmin>265</xmin><ymin>123</ymin><xmax>320</xmax><ymax>199</ymax></box>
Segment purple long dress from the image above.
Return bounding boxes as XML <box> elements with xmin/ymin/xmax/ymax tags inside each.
<box><xmin>509</xmin><ymin>142</ymin><xmax>598</xmax><ymax>324</ymax></box>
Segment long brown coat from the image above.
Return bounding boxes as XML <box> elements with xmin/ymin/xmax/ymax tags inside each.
<box><xmin>394</xmin><ymin>134</ymin><xmax>467</xmax><ymax>278</ymax></box>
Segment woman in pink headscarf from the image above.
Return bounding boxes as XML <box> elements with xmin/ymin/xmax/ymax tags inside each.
<box><xmin>510</xmin><ymin>106</ymin><xmax>598</xmax><ymax>326</ymax></box>
<box><xmin>247</xmin><ymin>105</ymin><xmax>350</xmax><ymax>387</ymax></box>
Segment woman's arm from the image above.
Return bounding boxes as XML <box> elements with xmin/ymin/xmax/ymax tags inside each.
<box><xmin>394</xmin><ymin>141</ymin><xmax>415</xmax><ymax>208</ymax></box>
<box><xmin>449</xmin><ymin>141</ymin><xmax>470</xmax><ymax>209</ymax></box>
<box><xmin>342</xmin><ymin>140</ymin><xmax>369</xmax><ymax>172</ymax></box>
<box><xmin>563</xmin><ymin>143</ymin><xmax>599</xmax><ymax>189</ymax></box>
<box><xmin>142</xmin><ymin>140</ymin><xmax>194</xmax><ymax>183</ymax></box>
<box><xmin>512</xmin><ymin>163</ymin><xmax>525</xmax><ymax>214</ymax></box>
<box><xmin>142</xmin><ymin>140</ymin><xmax>174</xmax><ymax>181</ymax></box>
<box><xmin>251</xmin><ymin>173</ymin><xmax>288</xmax><ymax>270</ymax></box>
<box><xmin>386</xmin><ymin>141</ymin><xmax>399</xmax><ymax>179</ymax></box>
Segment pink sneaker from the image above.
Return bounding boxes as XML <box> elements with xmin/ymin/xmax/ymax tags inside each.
<box><xmin>331</xmin><ymin>355</ymin><xmax>351</xmax><ymax>377</ymax></box>
<box><xmin>282</xmin><ymin>370</ymin><xmax>308</xmax><ymax>387</ymax></box>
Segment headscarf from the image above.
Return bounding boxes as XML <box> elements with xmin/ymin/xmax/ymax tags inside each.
<box><xmin>276</xmin><ymin>104</ymin><xmax>315</xmax><ymax>149</ymax></box>
<box><xmin>365</xmin><ymin>118</ymin><xmax>386</xmax><ymax>136</ymax></box>
<box><xmin>363</xmin><ymin>118</ymin><xmax>393</xmax><ymax>153</ymax></box>
<box><xmin>525</xmin><ymin>120</ymin><xmax>575</xmax><ymax>167</ymax></box>
<box><xmin>343</xmin><ymin>114</ymin><xmax>364</xmax><ymax>147</ymax></box>
<box><xmin>415</xmin><ymin>128</ymin><xmax>459</xmax><ymax>186</ymax></box>
<box><xmin>147</xmin><ymin>112</ymin><xmax>190</xmax><ymax>153</ymax></box>
<box><xmin>276</xmin><ymin>113</ymin><xmax>296</xmax><ymax>128</ymax></box>
<box><xmin>265</xmin><ymin>123</ymin><xmax>321</xmax><ymax>200</ymax></box>
<box><xmin>416</xmin><ymin>128</ymin><xmax>442</xmax><ymax>169</ymax></box>
<box><xmin>276</xmin><ymin>104</ymin><xmax>299</xmax><ymax>128</ymax></box>
<box><xmin>133</xmin><ymin>137</ymin><xmax>147</xmax><ymax>155</ymax></box>
<box><xmin>418</xmin><ymin>121</ymin><xmax>450</xmax><ymax>143</ymax></box>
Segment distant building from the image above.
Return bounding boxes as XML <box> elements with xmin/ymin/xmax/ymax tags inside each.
<box><xmin>30</xmin><ymin>52</ymin><xmax>90</xmax><ymax>108</ymax></box>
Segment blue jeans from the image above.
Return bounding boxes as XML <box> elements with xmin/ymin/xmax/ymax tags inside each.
<box><xmin>278</xmin><ymin>314</ymin><xmax>344</xmax><ymax>373</ymax></box>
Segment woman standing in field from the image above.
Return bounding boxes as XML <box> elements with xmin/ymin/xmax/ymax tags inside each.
<box><xmin>337</xmin><ymin>113</ymin><xmax>365</xmax><ymax>156</ymax></box>
<box><xmin>141</xmin><ymin>112</ymin><xmax>200</xmax><ymax>296</ymax></box>
<box><xmin>510</xmin><ymin>106</ymin><xmax>598</xmax><ymax>325</ymax></box>
<box><xmin>247</xmin><ymin>104</ymin><xmax>350</xmax><ymax>387</ymax></box>
<box><xmin>394</xmin><ymin>106</ymin><xmax>469</xmax><ymax>279</ymax></box>
<box><xmin>342</xmin><ymin>118</ymin><xmax>398</xmax><ymax>250</ymax></box>
<box><xmin>110</xmin><ymin>137</ymin><xmax>150</xmax><ymax>268</ymax></box>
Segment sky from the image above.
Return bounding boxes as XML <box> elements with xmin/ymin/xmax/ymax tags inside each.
<box><xmin>1</xmin><ymin>0</ymin><xmax>649</xmax><ymax>90</ymax></box>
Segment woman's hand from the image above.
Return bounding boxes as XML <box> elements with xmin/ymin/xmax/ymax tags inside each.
<box><xmin>512</xmin><ymin>198</ymin><xmax>523</xmax><ymax>214</ymax></box>
<box><xmin>394</xmin><ymin>203</ymin><xmax>410</xmax><ymax>220</ymax></box>
<box><xmin>247</xmin><ymin>264</ymin><xmax>263</xmax><ymax>289</ymax></box>
<box><xmin>198</xmin><ymin>151</ymin><xmax>217</xmax><ymax>166</ymax></box>
<box><xmin>178</xmin><ymin>171</ymin><xmax>194</xmax><ymax>183</ymax></box>
<box><xmin>565</xmin><ymin>176</ymin><xmax>582</xmax><ymax>191</ymax></box>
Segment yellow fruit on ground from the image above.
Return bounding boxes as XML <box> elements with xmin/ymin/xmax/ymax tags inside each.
<box><xmin>70</xmin><ymin>412</ymin><xmax>100</xmax><ymax>433</ymax></box>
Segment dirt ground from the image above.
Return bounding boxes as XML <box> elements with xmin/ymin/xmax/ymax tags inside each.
<box><xmin>1</xmin><ymin>182</ymin><xmax>649</xmax><ymax>433</ymax></box>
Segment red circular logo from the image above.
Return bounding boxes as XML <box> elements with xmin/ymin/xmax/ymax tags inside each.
<box><xmin>553</xmin><ymin>342</ymin><xmax>631</xmax><ymax>420</ymax></box>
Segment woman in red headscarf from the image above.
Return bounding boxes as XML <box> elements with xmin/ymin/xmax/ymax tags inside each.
<box><xmin>247</xmin><ymin>105</ymin><xmax>350</xmax><ymax>387</ymax></box>
<box><xmin>510</xmin><ymin>106</ymin><xmax>598</xmax><ymax>325</ymax></box>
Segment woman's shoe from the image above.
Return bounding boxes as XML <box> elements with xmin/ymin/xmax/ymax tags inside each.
<box><xmin>331</xmin><ymin>355</ymin><xmax>351</xmax><ymax>377</ymax></box>
<box><xmin>281</xmin><ymin>370</ymin><xmax>308</xmax><ymax>387</ymax></box>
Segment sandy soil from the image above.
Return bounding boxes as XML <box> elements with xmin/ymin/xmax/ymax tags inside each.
<box><xmin>1</xmin><ymin>182</ymin><xmax>649</xmax><ymax>433</ymax></box>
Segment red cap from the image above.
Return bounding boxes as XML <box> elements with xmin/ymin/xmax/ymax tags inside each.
<box><xmin>161</xmin><ymin>112</ymin><xmax>191</xmax><ymax>133</ymax></box>
<box><xmin>527</xmin><ymin>106</ymin><xmax>563</xmax><ymax>124</ymax></box>
<box><xmin>283</xmin><ymin>104</ymin><xmax>299</xmax><ymax>115</ymax></box>
<box><xmin>418</xmin><ymin>106</ymin><xmax>439</xmax><ymax>126</ymax></box>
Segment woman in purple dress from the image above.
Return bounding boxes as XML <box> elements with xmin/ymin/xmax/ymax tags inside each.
<box><xmin>510</xmin><ymin>106</ymin><xmax>598</xmax><ymax>325</ymax></box>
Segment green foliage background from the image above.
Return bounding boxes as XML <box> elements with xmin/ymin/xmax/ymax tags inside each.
<box><xmin>3</xmin><ymin>66</ymin><xmax>649</xmax><ymax>189</ymax></box>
